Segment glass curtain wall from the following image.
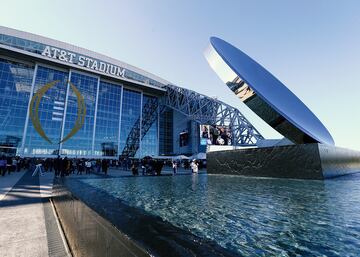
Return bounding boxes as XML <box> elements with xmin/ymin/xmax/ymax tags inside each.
<box><xmin>140</xmin><ymin>95</ymin><xmax>158</xmax><ymax>157</ymax></box>
<box><xmin>0</xmin><ymin>58</ymin><xmax>34</xmax><ymax>156</ymax></box>
<box><xmin>0</xmin><ymin>58</ymin><xmax>161</xmax><ymax>158</ymax></box>
<box><xmin>24</xmin><ymin>66</ymin><xmax>68</xmax><ymax>155</ymax></box>
<box><xmin>159</xmin><ymin>108</ymin><xmax>173</xmax><ymax>155</ymax></box>
<box><xmin>94</xmin><ymin>81</ymin><xmax>122</xmax><ymax>157</ymax></box>
<box><xmin>119</xmin><ymin>89</ymin><xmax>141</xmax><ymax>157</ymax></box>
<box><xmin>61</xmin><ymin>72</ymin><xmax>98</xmax><ymax>156</ymax></box>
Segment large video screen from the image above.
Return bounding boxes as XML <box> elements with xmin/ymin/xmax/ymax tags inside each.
<box><xmin>200</xmin><ymin>125</ymin><xmax>232</xmax><ymax>145</ymax></box>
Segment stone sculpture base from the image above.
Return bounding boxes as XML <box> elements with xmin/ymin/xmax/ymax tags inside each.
<box><xmin>207</xmin><ymin>143</ymin><xmax>360</xmax><ymax>179</ymax></box>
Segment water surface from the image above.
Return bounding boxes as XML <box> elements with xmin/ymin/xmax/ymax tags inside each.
<box><xmin>82</xmin><ymin>174</ymin><xmax>360</xmax><ymax>256</ymax></box>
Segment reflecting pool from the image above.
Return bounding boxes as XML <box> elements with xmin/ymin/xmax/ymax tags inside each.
<box><xmin>82</xmin><ymin>174</ymin><xmax>360</xmax><ymax>256</ymax></box>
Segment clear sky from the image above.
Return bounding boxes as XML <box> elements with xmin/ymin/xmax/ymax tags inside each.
<box><xmin>1</xmin><ymin>0</ymin><xmax>360</xmax><ymax>150</ymax></box>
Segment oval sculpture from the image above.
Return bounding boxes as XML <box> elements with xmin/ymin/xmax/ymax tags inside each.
<box><xmin>206</xmin><ymin>37</ymin><xmax>334</xmax><ymax>145</ymax></box>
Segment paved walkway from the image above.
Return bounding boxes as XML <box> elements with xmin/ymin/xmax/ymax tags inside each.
<box><xmin>0</xmin><ymin>171</ymin><xmax>70</xmax><ymax>257</ymax></box>
<box><xmin>0</xmin><ymin>166</ymin><xmax>206</xmax><ymax>256</ymax></box>
<box><xmin>0</xmin><ymin>171</ymin><xmax>26</xmax><ymax>201</ymax></box>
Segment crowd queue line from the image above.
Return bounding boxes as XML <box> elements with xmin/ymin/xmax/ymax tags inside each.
<box><xmin>0</xmin><ymin>156</ymin><xmax>206</xmax><ymax>178</ymax></box>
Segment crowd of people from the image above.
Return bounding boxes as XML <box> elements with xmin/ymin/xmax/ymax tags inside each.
<box><xmin>139</xmin><ymin>158</ymin><xmax>164</xmax><ymax>176</ymax></box>
<box><xmin>46</xmin><ymin>157</ymin><xmax>112</xmax><ymax>177</ymax></box>
<box><xmin>136</xmin><ymin>158</ymin><xmax>204</xmax><ymax>175</ymax></box>
<box><xmin>0</xmin><ymin>156</ymin><xmax>25</xmax><ymax>176</ymax></box>
<box><xmin>0</xmin><ymin>155</ymin><xmax>205</xmax><ymax>178</ymax></box>
<box><xmin>171</xmin><ymin>159</ymin><xmax>202</xmax><ymax>174</ymax></box>
<box><xmin>0</xmin><ymin>156</ymin><xmax>112</xmax><ymax>177</ymax></box>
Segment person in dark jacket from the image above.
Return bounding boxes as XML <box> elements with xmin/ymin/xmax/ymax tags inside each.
<box><xmin>54</xmin><ymin>156</ymin><xmax>61</xmax><ymax>177</ymax></box>
<box><xmin>102</xmin><ymin>159</ymin><xmax>108</xmax><ymax>175</ymax></box>
<box><xmin>0</xmin><ymin>156</ymin><xmax>6</xmax><ymax>176</ymax></box>
<box><xmin>131</xmin><ymin>161</ymin><xmax>138</xmax><ymax>176</ymax></box>
<box><xmin>6</xmin><ymin>156</ymin><xmax>12</xmax><ymax>175</ymax></box>
<box><xmin>60</xmin><ymin>157</ymin><xmax>68</xmax><ymax>177</ymax></box>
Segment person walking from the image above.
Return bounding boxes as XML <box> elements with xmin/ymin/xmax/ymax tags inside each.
<box><xmin>12</xmin><ymin>158</ymin><xmax>17</xmax><ymax>173</ymax></box>
<box><xmin>131</xmin><ymin>162</ymin><xmax>138</xmax><ymax>176</ymax></box>
<box><xmin>6</xmin><ymin>156</ymin><xmax>12</xmax><ymax>175</ymax></box>
<box><xmin>102</xmin><ymin>159</ymin><xmax>108</xmax><ymax>175</ymax></box>
<box><xmin>16</xmin><ymin>157</ymin><xmax>21</xmax><ymax>172</ymax></box>
<box><xmin>85</xmin><ymin>160</ymin><xmax>91</xmax><ymax>174</ymax></box>
<box><xmin>172</xmin><ymin>161</ymin><xmax>177</xmax><ymax>175</ymax></box>
<box><xmin>48</xmin><ymin>158</ymin><xmax>53</xmax><ymax>172</ymax></box>
<box><xmin>76</xmin><ymin>159</ymin><xmax>83</xmax><ymax>175</ymax></box>
<box><xmin>54</xmin><ymin>156</ymin><xmax>61</xmax><ymax>177</ymax></box>
<box><xmin>141</xmin><ymin>160</ymin><xmax>146</xmax><ymax>175</ymax></box>
<box><xmin>0</xmin><ymin>156</ymin><xmax>6</xmax><ymax>176</ymax></box>
<box><xmin>190</xmin><ymin>159</ymin><xmax>199</xmax><ymax>173</ymax></box>
<box><xmin>60</xmin><ymin>157</ymin><xmax>67</xmax><ymax>177</ymax></box>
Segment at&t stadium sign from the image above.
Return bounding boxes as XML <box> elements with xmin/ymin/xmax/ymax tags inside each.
<box><xmin>41</xmin><ymin>45</ymin><xmax>126</xmax><ymax>78</ymax></box>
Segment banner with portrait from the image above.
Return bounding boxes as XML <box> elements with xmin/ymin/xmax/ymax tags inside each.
<box><xmin>200</xmin><ymin>125</ymin><xmax>232</xmax><ymax>145</ymax></box>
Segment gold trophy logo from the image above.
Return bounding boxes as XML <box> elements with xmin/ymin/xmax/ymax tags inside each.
<box><xmin>29</xmin><ymin>80</ymin><xmax>86</xmax><ymax>144</ymax></box>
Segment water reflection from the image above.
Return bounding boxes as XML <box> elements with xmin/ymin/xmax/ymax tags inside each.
<box><xmin>82</xmin><ymin>174</ymin><xmax>360</xmax><ymax>256</ymax></box>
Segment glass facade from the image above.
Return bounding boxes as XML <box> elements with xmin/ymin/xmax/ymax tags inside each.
<box><xmin>159</xmin><ymin>108</ymin><xmax>173</xmax><ymax>155</ymax></box>
<box><xmin>94</xmin><ymin>81</ymin><xmax>122</xmax><ymax>157</ymax></box>
<box><xmin>0</xmin><ymin>60</ymin><xmax>162</xmax><ymax>158</ymax></box>
<box><xmin>0</xmin><ymin>32</ymin><xmax>174</xmax><ymax>159</ymax></box>
<box><xmin>24</xmin><ymin>66</ymin><xmax>68</xmax><ymax>155</ymax></box>
<box><xmin>61</xmin><ymin>72</ymin><xmax>98</xmax><ymax>156</ymax></box>
<box><xmin>119</xmin><ymin>89</ymin><xmax>141</xmax><ymax>157</ymax></box>
<box><xmin>141</xmin><ymin>95</ymin><xmax>158</xmax><ymax>157</ymax></box>
<box><xmin>0</xmin><ymin>58</ymin><xmax>34</xmax><ymax>156</ymax></box>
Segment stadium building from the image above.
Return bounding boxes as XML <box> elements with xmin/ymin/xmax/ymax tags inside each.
<box><xmin>0</xmin><ymin>26</ymin><xmax>262</xmax><ymax>159</ymax></box>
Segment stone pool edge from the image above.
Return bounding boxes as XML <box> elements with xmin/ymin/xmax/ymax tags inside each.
<box><xmin>52</xmin><ymin>177</ymin><xmax>240</xmax><ymax>257</ymax></box>
<box><xmin>207</xmin><ymin>143</ymin><xmax>360</xmax><ymax>179</ymax></box>
<box><xmin>52</xmin><ymin>179</ymin><xmax>150</xmax><ymax>257</ymax></box>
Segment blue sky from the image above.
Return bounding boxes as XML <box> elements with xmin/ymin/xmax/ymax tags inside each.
<box><xmin>1</xmin><ymin>0</ymin><xmax>360</xmax><ymax>150</ymax></box>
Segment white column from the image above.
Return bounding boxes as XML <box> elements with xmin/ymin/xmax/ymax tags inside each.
<box><xmin>139</xmin><ymin>92</ymin><xmax>143</xmax><ymax>159</ymax></box>
<box><xmin>91</xmin><ymin>77</ymin><xmax>100</xmax><ymax>156</ymax></box>
<box><xmin>117</xmin><ymin>86</ymin><xmax>124</xmax><ymax>157</ymax></box>
<box><xmin>59</xmin><ymin>70</ymin><xmax>72</xmax><ymax>155</ymax></box>
<box><xmin>20</xmin><ymin>63</ymin><xmax>38</xmax><ymax>156</ymax></box>
<box><xmin>157</xmin><ymin>103</ymin><xmax>160</xmax><ymax>156</ymax></box>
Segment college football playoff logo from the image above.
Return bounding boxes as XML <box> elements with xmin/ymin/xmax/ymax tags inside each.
<box><xmin>29</xmin><ymin>80</ymin><xmax>86</xmax><ymax>144</ymax></box>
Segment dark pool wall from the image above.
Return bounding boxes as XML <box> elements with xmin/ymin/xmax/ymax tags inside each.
<box><xmin>319</xmin><ymin>144</ymin><xmax>360</xmax><ymax>178</ymax></box>
<box><xmin>53</xmin><ymin>178</ymin><xmax>240</xmax><ymax>257</ymax></box>
<box><xmin>207</xmin><ymin>143</ymin><xmax>360</xmax><ymax>179</ymax></box>
<box><xmin>52</xmin><ymin>182</ymin><xmax>149</xmax><ymax>257</ymax></box>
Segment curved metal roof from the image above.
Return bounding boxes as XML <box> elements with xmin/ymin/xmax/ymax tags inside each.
<box><xmin>209</xmin><ymin>37</ymin><xmax>334</xmax><ymax>145</ymax></box>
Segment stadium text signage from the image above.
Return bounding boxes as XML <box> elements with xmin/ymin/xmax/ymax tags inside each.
<box><xmin>41</xmin><ymin>45</ymin><xmax>125</xmax><ymax>78</ymax></box>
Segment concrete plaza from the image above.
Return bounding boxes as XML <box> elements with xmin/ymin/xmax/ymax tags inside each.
<box><xmin>0</xmin><ymin>170</ymin><xmax>70</xmax><ymax>257</ymax></box>
<box><xmin>0</xmin><ymin>166</ymin><xmax>205</xmax><ymax>257</ymax></box>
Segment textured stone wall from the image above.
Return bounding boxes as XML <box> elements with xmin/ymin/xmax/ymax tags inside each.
<box><xmin>207</xmin><ymin>144</ymin><xmax>324</xmax><ymax>179</ymax></box>
<box><xmin>208</xmin><ymin>144</ymin><xmax>360</xmax><ymax>179</ymax></box>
